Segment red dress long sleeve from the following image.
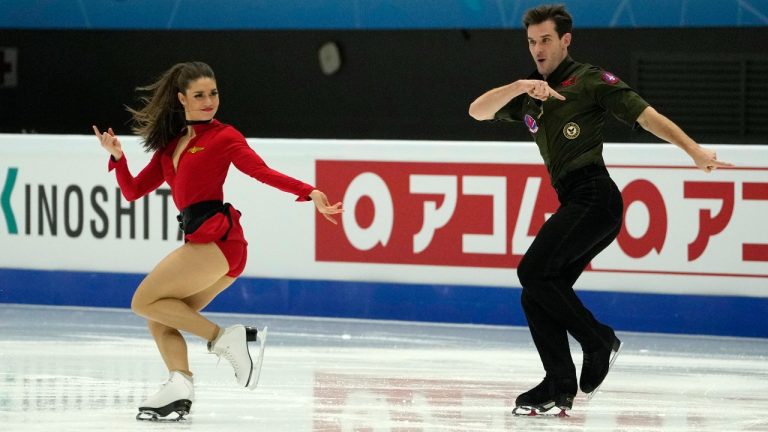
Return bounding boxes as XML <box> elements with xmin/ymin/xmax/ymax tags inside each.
<box><xmin>108</xmin><ymin>119</ymin><xmax>314</xmax><ymax>210</ymax></box>
<box><xmin>107</xmin><ymin>149</ymin><xmax>165</xmax><ymax>202</ymax></box>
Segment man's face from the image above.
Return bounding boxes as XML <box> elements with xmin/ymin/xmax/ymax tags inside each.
<box><xmin>527</xmin><ymin>19</ymin><xmax>571</xmax><ymax>78</ymax></box>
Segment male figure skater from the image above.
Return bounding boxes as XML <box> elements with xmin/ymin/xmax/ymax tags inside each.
<box><xmin>469</xmin><ymin>4</ymin><xmax>732</xmax><ymax>415</ymax></box>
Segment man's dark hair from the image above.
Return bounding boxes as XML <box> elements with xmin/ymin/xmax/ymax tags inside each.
<box><xmin>522</xmin><ymin>4</ymin><xmax>573</xmax><ymax>37</ymax></box>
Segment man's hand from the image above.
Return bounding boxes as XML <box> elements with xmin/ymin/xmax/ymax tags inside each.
<box><xmin>521</xmin><ymin>79</ymin><xmax>566</xmax><ymax>101</ymax></box>
<box><xmin>689</xmin><ymin>146</ymin><xmax>734</xmax><ymax>173</ymax></box>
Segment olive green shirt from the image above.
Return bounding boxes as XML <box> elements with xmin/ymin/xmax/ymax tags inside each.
<box><xmin>494</xmin><ymin>57</ymin><xmax>650</xmax><ymax>185</ymax></box>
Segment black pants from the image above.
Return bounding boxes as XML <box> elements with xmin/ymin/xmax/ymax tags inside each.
<box><xmin>517</xmin><ymin>165</ymin><xmax>623</xmax><ymax>379</ymax></box>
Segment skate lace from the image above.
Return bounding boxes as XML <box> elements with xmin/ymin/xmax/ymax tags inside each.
<box><xmin>211</xmin><ymin>348</ymin><xmax>241</xmax><ymax>379</ymax></box>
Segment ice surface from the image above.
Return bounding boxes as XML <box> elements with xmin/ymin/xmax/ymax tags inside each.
<box><xmin>1</xmin><ymin>304</ymin><xmax>766</xmax><ymax>432</ymax></box>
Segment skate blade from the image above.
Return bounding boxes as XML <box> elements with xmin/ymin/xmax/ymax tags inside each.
<box><xmin>246</xmin><ymin>326</ymin><xmax>268</xmax><ymax>390</ymax></box>
<box><xmin>136</xmin><ymin>399</ymin><xmax>191</xmax><ymax>422</ymax></box>
<box><xmin>585</xmin><ymin>340</ymin><xmax>624</xmax><ymax>401</ymax></box>
<box><xmin>513</xmin><ymin>406</ymin><xmax>570</xmax><ymax>418</ymax></box>
<box><xmin>136</xmin><ymin>410</ymin><xmax>187</xmax><ymax>422</ymax></box>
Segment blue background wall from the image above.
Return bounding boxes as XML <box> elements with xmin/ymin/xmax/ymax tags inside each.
<box><xmin>2</xmin><ymin>268</ymin><xmax>766</xmax><ymax>338</ymax></box>
<box><xmin>2</xmin><ymin>0</ymin><xmax>768</xmax><ymax>29</ymax></box>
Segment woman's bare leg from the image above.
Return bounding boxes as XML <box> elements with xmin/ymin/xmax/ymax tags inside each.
<box><xmin>146</xmin><ymin>275</ymin><xmax>237</xmax><ymax>373</ymax></box>
<box><xmin>132</xmin><ymin>242</ymin><xmax>231</xmax><ymax>342</ymax></box>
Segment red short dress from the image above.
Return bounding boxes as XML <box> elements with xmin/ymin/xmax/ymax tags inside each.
<box><xmin>108</xmin><ymin>120</ymin><xmax>314</xmax><ymax>277</ymax></box>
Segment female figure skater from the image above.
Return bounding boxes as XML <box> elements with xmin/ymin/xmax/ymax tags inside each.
<box><xmin>93</xmin><ymin>61</ymin><xmax>342</xmax><ymax>421</ymax></box>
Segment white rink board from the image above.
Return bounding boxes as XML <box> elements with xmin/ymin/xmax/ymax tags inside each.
<box><xmin>0</xmin><ymin>134</ymin><xmax>766</xmax><ymax>298</ymax></box>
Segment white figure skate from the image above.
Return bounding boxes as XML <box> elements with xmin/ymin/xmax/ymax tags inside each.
<box><xmin>208</xmin><ymin>325</ymin><xmax>268</xmax><ymax>390</ymax></box>
<box><xmin>136</xmin><ymin>371</ymin><xmax>194</xmax><ymax>422</ymax></box>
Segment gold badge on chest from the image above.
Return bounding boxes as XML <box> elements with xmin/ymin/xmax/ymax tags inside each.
<box><xmin>187</xmin><ymin>146</ymin><xmax>205</xmax><ymax>154</ymax></box>
<box><xmin>563</xmin><ymin>122</ymin><xmax>580</xmax><ymax>140</ymax></box>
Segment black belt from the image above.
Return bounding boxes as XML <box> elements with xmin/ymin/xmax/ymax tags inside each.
<box><xmin>553</xmin><ymin>164</ymin><xmax>609</xmax><ymax>195</ymax></box>
<box><xmin>177</xmin><ymin>200</ymin><xmax>233</xmax><ymax>240</ymax></box>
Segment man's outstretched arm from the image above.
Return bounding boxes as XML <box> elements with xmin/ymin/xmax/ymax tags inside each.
<box><xmin>636</xmin><ymin>106</ymin><xmax>734</xmax><ymax>172</ymax></box>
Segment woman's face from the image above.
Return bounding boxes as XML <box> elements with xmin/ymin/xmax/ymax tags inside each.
<box><xmin>178</xmin><ymin>77</ymin><xmax>219</xmax><ymax>121</ymax></box>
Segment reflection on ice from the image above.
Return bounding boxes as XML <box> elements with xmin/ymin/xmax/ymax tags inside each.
<box><xmin>1</xmin><ymin>304</ymin><xmax>767</xmax><ymax>431</ymax></box>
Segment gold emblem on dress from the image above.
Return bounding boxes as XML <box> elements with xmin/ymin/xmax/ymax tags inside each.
<box><xmin>563</xmin><ymin>122</ymin><xmax>580</xmax><ymax>140</ymax></box>
<box><xmin>187</xmin><ymin>146</ymin><xmax>205</xmax><ymax>154</ymax></box>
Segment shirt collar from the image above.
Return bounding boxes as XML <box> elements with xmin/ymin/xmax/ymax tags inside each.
<box><xmin>530</xmin><ymin>56</ymin><xmax>578</xmax><ymax>85</ymax></box>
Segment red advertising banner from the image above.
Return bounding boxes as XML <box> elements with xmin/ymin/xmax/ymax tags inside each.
<box><xmin>316</xmin><ymin>161</ymin><xmax>768</xmax><ymax>278</ymax></box>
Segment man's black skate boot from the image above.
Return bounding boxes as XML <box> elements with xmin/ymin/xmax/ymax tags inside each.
<box><xmin>580</xmin><ymin>331</ymin><xmax>622</xmax><ymax>396</ymax></box>
<box><xmin>513</xmin><ymin>376</ymin><xmax>577</xmax><ymax>416</ymax></box>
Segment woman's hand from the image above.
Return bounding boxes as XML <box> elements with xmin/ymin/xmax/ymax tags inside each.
<box><xmin>92</xmin><ymin>125</ymin><xmax>123</xmax><ymax>160</ymax></box>
<box><xmin>309</xmin><ymin>190</ymin><xmax>343</xmax><ymax>224</ymax></box>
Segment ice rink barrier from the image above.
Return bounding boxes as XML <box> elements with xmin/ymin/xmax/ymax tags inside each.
<box><xmin>1</xmin><ymin>134</ymin><xmax>766</xmax><ymax>337</ymax></box>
